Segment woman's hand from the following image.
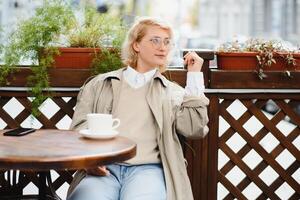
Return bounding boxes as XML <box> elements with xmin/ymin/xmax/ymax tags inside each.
<box><xmin>86</xmin><ymin>166</ymin><xmax>110</xmax><ymax>176</ymax></box>
<box><xmin>183</xmin><ymin>51</ymin><xmax>204</xmax><ymax>72</ymax></box>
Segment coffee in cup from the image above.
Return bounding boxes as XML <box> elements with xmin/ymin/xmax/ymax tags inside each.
<box><xmin>87</xmin><ymin>113</ymin><xmax>120</xmax><ymax>134</ymax></box>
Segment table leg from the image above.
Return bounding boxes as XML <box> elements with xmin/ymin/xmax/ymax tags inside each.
<box><xmin>1</xmin><ymin>171</ymin><xmax>61</xmax><ymax>200</ymax></box>
<box><xmin>37</xmin><ymin>171</ymin><xmax>61</xmax><ymax>200</ymax></box>
<box><xmin>38</xmin><ymin>171</ymin><xmax>47</xmax><ymax>199</ymax></box>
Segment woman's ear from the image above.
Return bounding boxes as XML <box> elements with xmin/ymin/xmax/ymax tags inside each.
<box><xmin>133</xmin><ymin>42</ymin><xmax>139</xmax><ymax>52</ymax></box>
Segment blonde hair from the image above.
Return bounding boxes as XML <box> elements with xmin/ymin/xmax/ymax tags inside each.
<box><xmin>121</xmin><ymin>17</ymin><xmax>173</xmax><ymax>72</ymax></box>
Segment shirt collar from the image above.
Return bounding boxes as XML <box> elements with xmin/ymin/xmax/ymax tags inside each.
<box><xmin>124</xmin><ymin>66</ymin><xmax>157</xmax><ymax>83</ymax></box>
<box><xmin>102</xmin><ymin>67</ymin><xmax>168</xmax><ymax>87</ymax></box>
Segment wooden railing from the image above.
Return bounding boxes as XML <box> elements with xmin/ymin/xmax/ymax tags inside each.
<box><xmin>206</xmin><ymin>92</ymin><xmax>300</xmax><ymax>200</ymax></box>
<box><xmin>0</xmin><ymin>51</ymin><xmax>299</xmax><ymax>199</ymax></box>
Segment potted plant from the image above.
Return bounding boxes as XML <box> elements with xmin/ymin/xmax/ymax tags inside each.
<box><xmin>1</xmin><ymin>0</ymin><xmax>74</xmax><ymax>116</ymax></box>
<box><xmin>216</xmin><ymin>39</ymin><xmax>300</xmax><ymax>79</ymax></box>
<box><xmin>53</xmin><ymin>7</ymin><xmax>126</xmax><ymax>72</ymax></box>
<box><xmin>0</xmin><ymin>0</ymin><xmax>126</xmax><ymax>116</ymax></box>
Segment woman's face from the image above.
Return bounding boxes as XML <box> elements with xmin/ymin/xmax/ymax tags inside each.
<box><xmin>133</xmin><ymin>26</ymin><xmax>172</xmax><ymax>71</ymax></box>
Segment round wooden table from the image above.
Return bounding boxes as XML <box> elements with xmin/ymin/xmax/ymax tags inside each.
<box><xmin>0</xmin><ymin>129</ymin><xmax>136</xmax><ymax>200</ymax></box>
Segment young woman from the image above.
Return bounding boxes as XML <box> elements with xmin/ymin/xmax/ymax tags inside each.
<box><xmin>67</xmin><ymin>17</ymin><xmax>209</xmax><ymax>200</ymax></box>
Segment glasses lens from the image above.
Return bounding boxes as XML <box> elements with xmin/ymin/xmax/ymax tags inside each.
<box><xmin>163</xmin><ymin>39</ymin><xmax>171</xmax><ymax>47</ymax></box>
<box><xmin>151</xmin><ymin>38</ymin><xmax>161</xmax><ymax>48</ymax></box>
<box><xmin>150</xmin><ymin>38</ymin><xmax>172</xmax><ymax>49</ymax></box>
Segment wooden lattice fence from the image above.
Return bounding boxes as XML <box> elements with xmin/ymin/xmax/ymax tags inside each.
<box><xmin>207</xmin><ymin>93</ymin><xmax>300</xmax><ymax>200</ymax></box>
<box><xmin>0</xmin><ymin>54</ymin><xmax>299</xmax><ymax>199</ymax></box>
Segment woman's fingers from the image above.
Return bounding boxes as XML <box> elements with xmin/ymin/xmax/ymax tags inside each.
<box><xmin>183</xmin><ymin>52</ymin><xmax>193</xmax><ymax>68</ymax></box>
<box><xmin>183</xmin><ymin>51</ymin><xmax>204</xmax><ymax>72</ymax></box>
<box><xmin>86</xmin><ymin>166</ymin><xmax>110</xmax><ymax>176</ymax></box>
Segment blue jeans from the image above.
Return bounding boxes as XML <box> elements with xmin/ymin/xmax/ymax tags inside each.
<box><xmin>67</xmin><ymin>164</ymin><xmax>166</xmax><ymax>200</ymax></box>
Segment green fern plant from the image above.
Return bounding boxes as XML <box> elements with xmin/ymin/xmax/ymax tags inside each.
<box><xmin>91</xmin><ymin>48</ymin><xmax>123</xmax><ymax>75</ymax></box>
<box><xmin>67</xmin><ymin>7</ymin><xmax>127</xmax><ymax>73</ymax></box>
<box><xmin>1</xmin><ymin>0</ymin><xmax>75</xmax><ymax>116</ymax></box>
<box><xmin>1</xmin><ymin>1</ymin><xmax>126</xmax><ymax>116</ymax></box>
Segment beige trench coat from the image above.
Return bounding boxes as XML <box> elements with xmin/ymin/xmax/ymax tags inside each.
<box><xmin>68</xmin><ymin>68</ymin><xmax>209</xmax><ymax>200</ymax></box>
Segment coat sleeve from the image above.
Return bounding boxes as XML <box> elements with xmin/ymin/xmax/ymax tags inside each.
<box><xmin>172</xmin><ymin>83</ymin><xmax>210</xmax><ymax>139</ymax></box>
<box><xmin>69</xmin><ymin>78</ymin><xmax>98</xmax><ymax>131</ymax></box>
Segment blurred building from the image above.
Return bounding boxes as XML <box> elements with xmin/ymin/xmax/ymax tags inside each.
<box><xmin>252</xmin><ymin>0</ymin><xmax>300</xmax><ymax>44</ymax></box>
<box><xmin>0</xmin><ymin>0</ymin><xmax>41</xmax><ymax>27</ymax></box>
<box><xmin>197</xmin><ymin>0</ymin><xmax>300</xmax><ymax>44</ymax></box>
<box><xmin>0</xmin><ymin>0</ymin><xmax>41</xmax><ymax>43</ymax></box>
<box><xmin>0</xmin><ymin>0</ymin><xmax>299</xmax><ymax>47</ymax></box>
<box><xmin>198</xmin><ymin>0</ymin><xmax>251</xmax><ymax>40</ymax></box>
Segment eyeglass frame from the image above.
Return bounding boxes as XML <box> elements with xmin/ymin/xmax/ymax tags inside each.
<box><xmin>148</xmin><ymin>36</ymin><xmax>174</xmax><ymax>50</ymax></box>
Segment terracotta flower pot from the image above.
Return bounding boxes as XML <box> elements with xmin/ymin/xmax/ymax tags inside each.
<box><xmin>52</xmin><ymin>47</ymin><xmax>101</xmax><ymax>69</ymax></box>
<box><xmin>216</xmin><ymin>52</ymin><xmax>300</xmax><ymax>71</ymax></box>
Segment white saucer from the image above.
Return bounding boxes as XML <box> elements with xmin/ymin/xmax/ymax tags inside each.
<box><xmin>79</xmin><ymin>129</ymin><xmax>119</xmax><ymax>139</ymax></box>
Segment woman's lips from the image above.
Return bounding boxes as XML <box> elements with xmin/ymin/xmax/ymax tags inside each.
<box><xmin>155</xmin><ymin>54</ymin><xmax>166</xmax><ymax>59</ymax></box>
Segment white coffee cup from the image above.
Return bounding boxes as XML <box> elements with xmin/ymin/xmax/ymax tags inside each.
<box><xmin>87</xmin><ymin>113</ymin><xmax>120</xmax><ymax>134</ymax></box>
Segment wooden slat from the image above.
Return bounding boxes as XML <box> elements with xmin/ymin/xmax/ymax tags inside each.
<box><xmin>223</xmin><ymin>111</ymin><xmax>295</xmax><ymax>199</ymax></box>
<box><xmin>182</xmin><ymin>50</ymin><xmax>215</xmax><ymax>60</ymax></box>
<box><xmin>212</xmin><ymin>93</ymin><xmax>300</xmax><ymax>100</ymax></box>
<box><xmin>0</xmin><ymin>171</ymin><xmax>9</xmax><ymax>192</ymax></box>
<box><xmin>207</xmin><ymin>95</ymin><xmax>219</xmax><ymax>200</ymax></box>
<box><xmin>5</xmin><ymin>68</ymin><xmax>92</xmax><ymax>87</ymax></box>
<box><xmin>210</xmin><ymin>69</ymin><xmax>300</xmax><ymax>89</ymax></box>
<box><xmin>220</xmin><ymin>106</ymin><xmax>300</xmax><ymax>195</ymax></box>
<box><xmin>52</xmin><ymin>98</ymin><xmax>76</xmax><ymax>117</ymax></box>
<box><xmin>200</xmin><ymin>137</ymin><xmax>209</xmax><ymax>200</ymax></box>
<box><xmin>3</xmin><ymin>68</ymin><xmax>197</xmax><ymax>88</ymax></box>
<box><xmin>289</xmin><ymin>193</ymin><xmax>300</xmax><ymax>200</ymax></box>
<box><xmin>220</xmin><ymin>100</ymin><xmax>269</xmax><ymax>175</ymax></box>
<box><xmin>0</xmin><ymin>91</ymin><xmax>78</xmax><ymax>98</ymax></box>
<box><xmin>17</xmin><ymin>171</ymin><xmax>40</xmax><ymax>190</ymax></box>
<box><xmin>219</xmin><ymin>99</ymin><xmax>267</xmax><ymax>143</ymax></box>
<box><xmin>220</xmin><ymin>142</ymin><xmax>281</xmax><ymax>200</ymax></box>
<box><xmin>51</xmin><ymin>170</ymin><xmax>75</xmax><ymax>191</ymax></box>
<box><xmin>190</xmin><ymin>139</ymin><xmax>203</xmax><ymax>200</ymax></box>
<box><xmin>50</xmin><ymin>110</ymin><xmax>70</xmax><ymax>127</ymax></box>
<box><xmin>257</xmin><ymin>161</ymin><xmax>299</xmax><ymax>199</ymax></box>
<box><xmin>185</xmin><ymin>139</ymin><xmax>194</xmax><ymax>193</ymax></box>
<box><xmin>163</xmin><ymin>70</ymin><xmax>186</xmax><ymax>87</ymax></box>
<box><xmin>242</xmin><ymin>100</ymin><xmax>300</xmax><ymax>161</ymax></box>
<box><xmin>0</xmin><ymin>109</ymin><xmax>19</xmax><ymax>129</ymax></box>
<box><xmin>14</xmin><ymin>110</ymin><xmax>31</xmax><ymax>124</ymax></box>
<box><xmin>260</xmin><ymin>129</ymin><xmax>299</xmax><ymax>193</ymax></box>
<box><xmin>16</xmin><ymin>97</ymin><xmax>56</xmax><ymax>129</ymax></box>
<box><xmin>275</xmin><ymin>100</ymin><xmax>300</xmax><ymax>126</ymax></box>
<box><xmin>220</xmin><ymin>99</ymin><xmax>286</xmax><ymax>176</ymax></box>
<box><xmin>218</xmin><ymin>172</ymin><xmax>248</xmax><ymax>200</ymax></box>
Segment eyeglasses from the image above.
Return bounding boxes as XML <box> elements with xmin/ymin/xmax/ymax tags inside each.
<box><xmin>149</xmin><ymin>37</ymin><xmax>173</xmax><ymax>49</ymax></box>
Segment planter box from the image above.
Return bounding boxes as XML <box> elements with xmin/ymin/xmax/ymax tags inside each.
<box><xmin>52</xmin><ymin>47</ymin><xmax>101</xmax><ymax>69</ymax></box>
<box><xmin>3</xmin><ymin>67</ymin><xmax>191</xmax><ymax>88</ymax></box>
<box><xmin>216</xmin><ymin>52</ymin><xmax>300</xmax><ymax>71</ymax></box>
<box><xmin>209</xmin><ymin>69</ymin><xmax>300</xmax><ymax>89</ymax></box>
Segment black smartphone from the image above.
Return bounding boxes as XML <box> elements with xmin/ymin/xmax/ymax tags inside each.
<box><xmin>3</xmin><ymin>128</ymin><xmax>36</xmax><ymax>136</ymax></box>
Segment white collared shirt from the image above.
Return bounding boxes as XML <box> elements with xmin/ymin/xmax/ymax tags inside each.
<box><xmin>123</xmin><ymin>66</ymin><xmax>205</xmax><ymax>96</ymax></box>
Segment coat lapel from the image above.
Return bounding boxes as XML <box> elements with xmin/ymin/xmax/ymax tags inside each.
<box><xmin>103</xmin><ymin>68</ymin><xmax>124</xmax><ymax>114</ymax></box>
<box><xmin>146</xmin><ymin>78</ymin><xmax>164</xmax><ymax>135</ymax></box>
<box><xmin>111</xmin><ymin>78</ymin><xmax>122</xmax><ymax>114</ymax></box>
